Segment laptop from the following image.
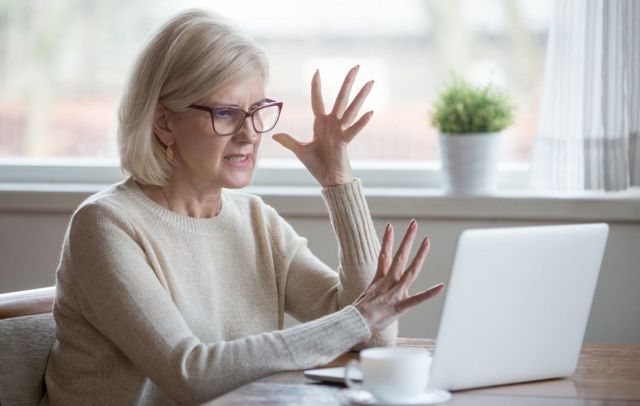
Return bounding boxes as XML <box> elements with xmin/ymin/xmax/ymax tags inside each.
<box><xmin>305</xmin><ymin>223</ymin><xmax>609</xmax><ymax>391</ymax></box>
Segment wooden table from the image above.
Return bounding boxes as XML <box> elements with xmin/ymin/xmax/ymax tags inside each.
<box><xmin>207</xmin><ymin>338</ymin><xmax>640</xmax><ymax>405</ymax></box>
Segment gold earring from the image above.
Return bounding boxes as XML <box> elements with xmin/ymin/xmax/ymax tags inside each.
<box><xmin>166</xmin><ymin>144</ymin><xmax>174</xmax><ymax>161</ymax></box>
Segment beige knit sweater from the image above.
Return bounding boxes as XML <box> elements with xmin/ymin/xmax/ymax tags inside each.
<box><xmin>43</xmin><ymin>178</ymin><xmax>397</xmax><ymax>405</ymax></box>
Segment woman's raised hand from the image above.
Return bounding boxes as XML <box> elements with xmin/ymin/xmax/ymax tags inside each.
<box><xmin>354</xmin><ymin>220</ymin><xmax>445</xmax><ymax>333</ymax></box>
<box><xmin>272</xmin><ymin>65</ymin><xmax>374</xmax><ymax>187</ymax></box>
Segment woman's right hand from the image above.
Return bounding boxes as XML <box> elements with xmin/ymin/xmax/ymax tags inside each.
<box><xmin>354</xmin><ymin>220</ymin><xmax>444</xmax><ymax>334</ymax></box>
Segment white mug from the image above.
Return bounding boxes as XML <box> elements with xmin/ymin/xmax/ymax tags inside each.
<box><xmin>345</xmin><ymin>347</ymin><xmax>432</xmax><ymax>403</ymax></box>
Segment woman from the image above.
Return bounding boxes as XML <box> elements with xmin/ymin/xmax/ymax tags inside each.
<box><xmin>43</xmin><ymin>9</ymin><xmax>444</xmax><ymax>405</ymax></box>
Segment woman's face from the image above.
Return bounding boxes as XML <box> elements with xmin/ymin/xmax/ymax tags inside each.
<box><xmin>169</xmin><ymin>70</ymin><xmax>266</xmax><ymax>189</ymax></box>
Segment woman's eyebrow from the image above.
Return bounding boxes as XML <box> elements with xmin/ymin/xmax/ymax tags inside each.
<box><xmin>208</xmin><ymin>98</ymin><xmax>268</xmax><ymax>109</ymax></box>
<box><xmin>251</xmin><ymin>98</ymin><xmax>269</xmax><ymax>108</ymax></box>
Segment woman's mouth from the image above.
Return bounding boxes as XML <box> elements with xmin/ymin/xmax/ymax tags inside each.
<box><xmin>223</xmin><ymin>154</ymin><xmax>252</xmax><ymax>167</ymax></box>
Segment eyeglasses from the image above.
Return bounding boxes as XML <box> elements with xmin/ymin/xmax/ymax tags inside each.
<box><xmin>188</xmin><ymin>99</ymin><xmax>283</xmax><ymax>136</ymax></box>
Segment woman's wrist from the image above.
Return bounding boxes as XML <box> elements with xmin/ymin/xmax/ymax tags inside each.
<box><xmin>318</xmin><ymin>154</ymin><xmax>353</xmax><ymax>187</ymax></box>
<box><xmin>321</xmin><ymin>179</ymin><xmax>353</xmax><ymax>188</ymax></box>
<box><xmin>320</xmin><ymin>173</ymin><xmax>354</xmax><ymax>188</ymax></box>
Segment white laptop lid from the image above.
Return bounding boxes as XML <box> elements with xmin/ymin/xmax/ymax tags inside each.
<box><xmin>429</xmin><ymin>223</ymin><xmax>609</xmax><ymax>391</ymax></box>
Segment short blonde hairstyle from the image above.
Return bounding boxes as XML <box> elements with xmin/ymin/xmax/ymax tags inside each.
<box><xmin>118</xmin><ymin>9</ymin><xmax>269</xmax><ymax>186</ymax></box>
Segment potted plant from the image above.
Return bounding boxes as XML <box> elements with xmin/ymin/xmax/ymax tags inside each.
<box><xmin>431</xmin><ymin>75</ymin><xmax>514</xmax><ymax>195</ymax></box>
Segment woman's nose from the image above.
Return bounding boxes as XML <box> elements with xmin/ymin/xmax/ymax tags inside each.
<box><xmin>233</xmin><ymin>118</ymin><xmax>259</xmax><ymax>143</ymax></box>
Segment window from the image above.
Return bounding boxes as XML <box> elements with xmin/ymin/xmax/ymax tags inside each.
<box><xmin>0</xmin><ymin>0</ymin><xmax>551</xmax><ymax>184</ymax></box>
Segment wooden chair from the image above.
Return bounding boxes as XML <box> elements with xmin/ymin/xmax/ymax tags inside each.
<box><xmin>0</xmin><ymin>286</ymin><xmax>55</xmax><ymax>320</ymax></box>
<box><xmin>0</xmin><ymin>287</ymin><xmax>56</xmax><ymax>405</ymax></box>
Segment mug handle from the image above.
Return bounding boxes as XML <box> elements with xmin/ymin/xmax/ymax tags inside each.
<box><xmin>344</xmin><ymin>360</ymin><xmax>363</xmax><ymax>390</ymax></box>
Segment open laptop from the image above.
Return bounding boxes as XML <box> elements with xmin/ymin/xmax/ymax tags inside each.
<box><xmin>305</xmin><ymin>223</ymin><xmax>609</xmax><ymax>391</ymax></box>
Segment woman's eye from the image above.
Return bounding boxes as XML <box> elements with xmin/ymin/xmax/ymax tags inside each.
<box><xmin>214</xmin><ymin>109</ymin><xmax>234</xmax><ymax>119</ymax></box>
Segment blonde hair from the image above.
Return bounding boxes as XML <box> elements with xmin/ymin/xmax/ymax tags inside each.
<box><xmin>118</xmin><ymin>9</ymin><xmax>269</xmax><ymax>186</ymax></box>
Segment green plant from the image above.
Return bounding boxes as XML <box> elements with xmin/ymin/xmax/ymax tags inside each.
<box><xmin>431</xmin><ymin>75</ymin><xmax>514</xmax><ymax>134</ymax></box>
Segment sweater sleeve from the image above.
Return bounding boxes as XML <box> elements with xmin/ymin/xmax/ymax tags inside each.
<box><xmin>65</xmin><ymin>202</ymin><xmax>370</xmax><ymax>404</ymax></box>
<box><xmin>276</xmin><ymin>179</ymin><xmax>398</xmax><ymax>348</ymax></box>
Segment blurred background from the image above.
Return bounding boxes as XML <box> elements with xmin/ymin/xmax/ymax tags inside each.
<box><xmin>0</xmin><ymin>0</ymin><xmax>551</xmax><ymax>165</ymax></box>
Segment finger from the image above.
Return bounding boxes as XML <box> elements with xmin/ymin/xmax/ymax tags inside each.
<box><xmin>399</xmin><ymin>237</ymin><xmax>431</xmax><ymax>290</ymax></box>
<box><xmin>311</xmin><ymin>70</ymin><xmax>325</xmax><ymax>116</ymax></box>
<box><xmin>372</xmin><ymin>224</ymin><xmax>394</xmax><ymax>284</ymax></box>
<box><xmin>272</xmin><ymin>133</ymin><xmax>304</xmax><ymax>157</ymax></box>
<box><xmin>390</xmin><ymin>219</ymin><xmax>418</xmax><ymax>281</ymax></box>
<box><xmin>344</xmin><ymin>111</ymin><xmax>374</xmax><ymax>142</ymax></box>
<box><xmin>341</xmin><ymin>80</ymin><xmax>374</xmax><ymax>127</ymax></box>
<box><xmin>395</xmin><ymin>283</ymin><xmax>445</xmax><ymax>313</ymax></box>
<box><xmin>332</xmin><ymin>65</ymin><xmax>359</xmax><ymax>117</ymax></box>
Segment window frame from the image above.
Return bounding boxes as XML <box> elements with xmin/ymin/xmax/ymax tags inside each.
<box><xmin>0</xmin><ymin>159</ymin><xmax>530</xmax><ymax>190</ymax></box>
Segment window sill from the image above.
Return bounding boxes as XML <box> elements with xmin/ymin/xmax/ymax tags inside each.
<box><xmin>1</xmin><ymin>182</ymin><xmax>639</xmax><ymax>223</ymax></box>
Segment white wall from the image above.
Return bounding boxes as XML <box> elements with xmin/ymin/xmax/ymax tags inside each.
<box><xmin>1</xmin><ymin>189</ymin><xmax>639</xmax><ymax>344</ymax></box>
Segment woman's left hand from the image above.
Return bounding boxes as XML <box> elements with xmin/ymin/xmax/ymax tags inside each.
<box><xmin>272</xmin><ymin>65</ymin><xmax>374</xmax><ymax>187</ymax></box>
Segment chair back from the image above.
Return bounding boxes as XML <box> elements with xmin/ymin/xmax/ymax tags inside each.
<box><xmin>0</xmin><ymin>287</ymin><xmax>56</xmax><ymax>406</ymax></box>
<box><xmin>0</xmin><ymin>313</ymin><xmax>55</xmax><ymax>406</ymax></box>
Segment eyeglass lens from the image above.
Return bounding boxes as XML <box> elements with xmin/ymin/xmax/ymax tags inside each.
<box><xmin>213</xmin><ymin>105</ymin><xmax>280</xmax><ymax>135</ymax></box>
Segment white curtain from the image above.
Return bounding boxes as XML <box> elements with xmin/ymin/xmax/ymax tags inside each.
<box><xmin>530</xmin><ymin>0</ymin><xmax>640</xmax><ymax>192</ymax></box>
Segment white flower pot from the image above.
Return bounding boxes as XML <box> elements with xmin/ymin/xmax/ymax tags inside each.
<box><xmin>439</xmin><ymin>132</ymin><xmax>501</xmax><ymax>195</ymax></box>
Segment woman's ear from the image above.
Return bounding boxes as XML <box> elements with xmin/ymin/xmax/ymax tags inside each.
<box><xmin>153</xmin><ymin>105</ymin><xmax>175</xmax><ymax>146</ymax></box>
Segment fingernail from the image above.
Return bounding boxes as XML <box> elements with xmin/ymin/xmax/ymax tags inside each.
<box><xmin>368</xmin><ymin>110</ymin><xmax>374</xmax><ymax>116</ymax></box>
<box><xmin>385</xmin><ymin>223</ymin><xmax>391</xmax><ymax>233</ymax></box>
<box><xmin>354</xmin><ymin>64</ymin><xmax>360</xmax><ymax>71</ymax></box>
<box><xmin>422</xmin><ymin>237</ymin><xmax>429</xmax><ymax>247</ymax></box>
<box><xmin>410</xmin><ymin>218</ymin><xmax>417</xmax><ymax>228</ymax></box>
<box><xmin>369</xmin><ymin>80</ymin><xmax>375</xmax><ymax>85</ymax></box>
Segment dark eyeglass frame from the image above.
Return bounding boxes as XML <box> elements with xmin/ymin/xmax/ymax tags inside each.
<box><xmin>188</xmin><ymin>98</ymin><xmax>283</xmax><ymax>136</ymax></box>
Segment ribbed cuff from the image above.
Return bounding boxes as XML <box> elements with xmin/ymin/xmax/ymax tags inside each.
<box><xmin>321</xmin><ymin>179</ymin><xmax>380</xmax><ymax>265</ymax></box>
<box><xmin>277</xmin><ymin>306</ymin><xmax>371</xmax><ymax>369</ymax></box>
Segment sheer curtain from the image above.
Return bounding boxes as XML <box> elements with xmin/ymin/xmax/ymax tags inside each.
<box><xmin>530</xmin><ymin>0</ymin><xmax>640</xmax><ymax>192</ymax></box>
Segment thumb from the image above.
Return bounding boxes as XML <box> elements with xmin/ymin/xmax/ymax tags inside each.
<box><xmin>272</xmin><ymin>133</ymin><xmax>303</xmax><ymax>156</ymax></box>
